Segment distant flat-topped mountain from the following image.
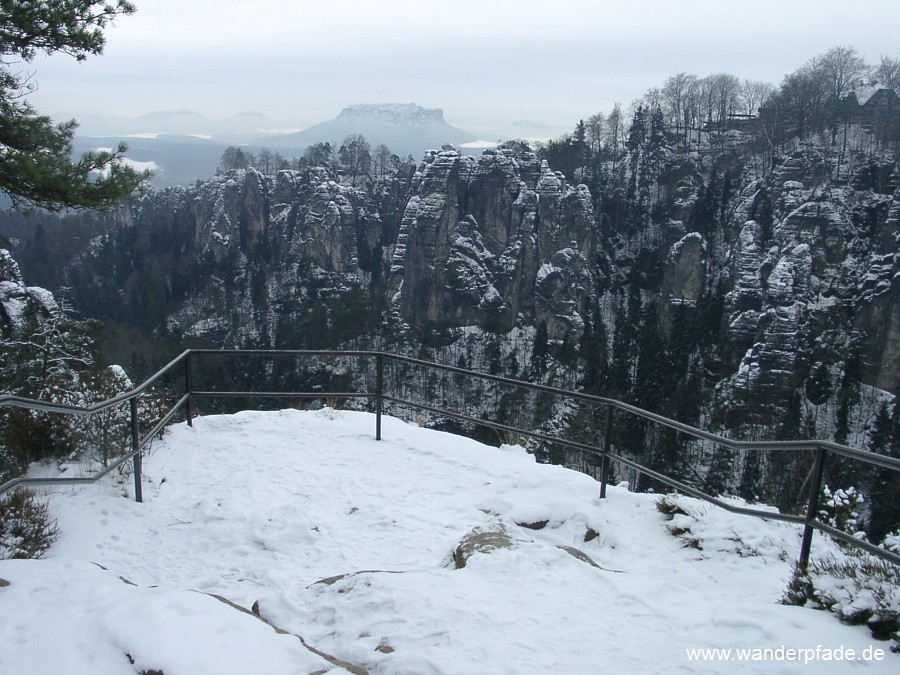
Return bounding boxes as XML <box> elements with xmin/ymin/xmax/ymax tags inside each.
<box><xmin>66</xmin><ymin>105</ymin><xmax>485</xmax><ymax>187</ymax></box>
<box><xmin>258</xmin><ymin>103</ymin><xmax>477</xmax><ymax>158</ymax></box>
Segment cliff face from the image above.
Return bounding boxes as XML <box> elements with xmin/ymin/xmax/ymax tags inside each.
<box><xmin>0</xmin><ymin>249</ymin><xmax>57</xmax><ymax>338</ymax></box>
<box><xmin>128</xmin><ymin>146</ymin><xmax>598</xmax><ymax>349</ymax></box>
<box><xmin>4</xmin><ymin>136</ymin><xmax>896</xmax><ymax>453</ymax></box>
<box><xmin>717</xmin><ymin>151</ymin><xmax>899</xmax><ymax>406</ymax></box>
<box><xmin>2</xmin><ymin>125</ymin><xmax>899</xmax><ymax>538</ymax></box>
<box><xmin>394</xmin><ymin>147</ymin><xmax>593</xmax><ymax>340</ymax></box>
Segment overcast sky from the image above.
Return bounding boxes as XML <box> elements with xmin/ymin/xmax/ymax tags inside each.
<box><xmin>26</xmin><ymin>0</ymin><xmax>900</xmax><ymax>137</ymax></box>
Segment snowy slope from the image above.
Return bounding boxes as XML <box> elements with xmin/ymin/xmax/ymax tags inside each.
<box><xmin>1</xmin><ymin>409</ymin><xmax>896</xmax><ymax>674</ymax></box>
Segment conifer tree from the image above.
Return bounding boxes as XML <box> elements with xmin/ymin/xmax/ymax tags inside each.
<box><xmin>606</xmin><ymin>102</ymin><xmax>624</xmax><ymax>176</ymax></box>
<box><xmin>645</xmin><ymin>106</ymin><xmax>667</xmax><ymax>201</ymax></box>
<box><xmin>609</xmin><ymin>297</ymin><xmax>633</xmax><ymax>397</ymax></box>
<box><xmin>530</xmin><ymin>321</ymin><xmax>549</xmax><ymax>375</ymax></box>
<box><xmin>579</xmin><ymin>303</ymin><xmax>609</xmax><ymax>394</ymax></box>
<box><xmin>625</xmin><ymin>106</ymin><xmax>646</xmax><ymax>204</ymax></box>
<box><xmin>704</xmin><ymin>447</ymin><xmax>734</xmax><ymax>497</ymax></box>
<box><xmin>0</xmin><ymin>1</ymin><xmax>148</xmax><ymax>211</ymax></box>
<box><xmin>866</xmin><ymin>399</ymin><xmax>899</xmax><ymax>542</ymax></box>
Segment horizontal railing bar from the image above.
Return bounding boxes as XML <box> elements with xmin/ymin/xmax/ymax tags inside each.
<box><xmin>378</xmin><ymin>353</ymin><xmax>899</xmax><ymax>468</ymax></box>
<box><xmin>0</xmin><ymin>392</ymin><xmax>190</xmax><ymax>498</ymax></box>
<box><xmin>188</xmin><ymin>348</ymin><xmax>379</xmax><ymax>358</ymax></box>
<box><xmin>0</xmin><ymin>437</ymin><xmax>141</xmax><ymax>494</ymax></box>
<box><xmin>0</xmin><ymin>350</ymin><xmax>190</xmax><ymax>416</ymax></box>
<box><xmin>601</xmin><ymin>447</ymin><xmax>806</xmax><ymax>525</ymax></box>
<box><xmin>378</xmin><ymin>396</ymin><xmax>802</xmax><ymax>534</ymax></box>
<box><xmin>0</xmin><ymin>394</ymin><xmax>92</xmax><ymax>415</ymax></box>
<box><xmin>190</xmin><ymin>391</ymin><xmax>372</xmax><ymax>400</ymax></box>
<box><xmin>809</xmin><ymin>520</ymin><xmax>900</xmax><ymax>567</ymax></box>
<box><xmin>382</xmin><ymin>394</ymin><xmax>603</xmax><ymax>456</ymax></box>
<box><xmin>384</xmin><ymin>394</ymin><xmax>807</xmax><ymax>526</ymax></box>
<box><xmin>2</xmin><ymin>347</ymin><xmax>898</xmax><ymax>567</ymax></box>
<box><xmin>192</xmin><ymin>347</ymin><xmax>758</xmax><ymax>440</ymax></box>
<box><xmin>4</xmin><ymin>349</ymin><xmax>893</xmax><ymax>470</ymax></box>
<box><xmin>596</xmin><ymin>448</ymin><xmax>900</xmax><ymax>564</ymax></box>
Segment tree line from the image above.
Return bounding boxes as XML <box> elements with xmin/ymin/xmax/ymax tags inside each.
<box><xmin>538</xmin><ymin>46</ymin><xmax>899</xmax><ymax>184</ymax></box>
<box><xmin>217</xmin><ymin>134</ymin><xmax>407</xmax><ymax>182</ymax></box>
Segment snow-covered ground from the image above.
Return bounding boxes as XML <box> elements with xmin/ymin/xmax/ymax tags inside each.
<box><xmin>1</xmin><ymin>409</ymin><xmax>896</xmax><ymax>674</ymax></box>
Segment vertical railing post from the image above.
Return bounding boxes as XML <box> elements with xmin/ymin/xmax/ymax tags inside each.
<box><xmin>185</xmin><ymin>351</ymin><xmax>193</xmax><ymax>427</ymax></box>
<box><xmin>799</xmin><ymin>445</ymin><xmax>827</xmax><ymax>571</ymax></box>
<box><xmin>130</xmin><ymin>396</ymin><xmax>143</xmax><ymax>503</ymax></box>
<box><xmin>375</xmin><ymin>353</ymin><xmax>383</xmax><ymax>441</ymax></box>
<box><xmin>600</xmin><ymin>405</ymin><xmax>613</xmax><ymax>499</ymax></box>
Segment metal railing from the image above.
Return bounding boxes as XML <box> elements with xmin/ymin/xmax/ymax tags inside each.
<box><xmin>2</xmin><ymin>348</ymin><xmax>899</xmax><ymax>570</ymax></box>
<box><xmin>0</xmin><ymin>350</ymin><xmax>193</xmax><ymax>503</ymax></box>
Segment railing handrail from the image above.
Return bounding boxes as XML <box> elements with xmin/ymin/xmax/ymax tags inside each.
<box><xmin>0</xmin><ymin>350</ymin><xmax>191</xmax><ymax>416</ymax></box>
<box><xmin>183</xmin><ymin>349</ymin><xmax>900</xmax><ymax>470</ymax></box>
<box><xmin>1</xmin><ymin>348</ymin><xmax>898</xmax><ymax>568</ymax></box>
<box><xmin>377</xmin><ymin>352</ymin><xmax>900</xmax><ymax>470</ymax></box>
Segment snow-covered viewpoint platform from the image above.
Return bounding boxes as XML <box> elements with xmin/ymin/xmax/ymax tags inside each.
<box><xmin>1</xmin><ymin>409</ymin><xmax>895</xmax><ymax>673</ymax></box>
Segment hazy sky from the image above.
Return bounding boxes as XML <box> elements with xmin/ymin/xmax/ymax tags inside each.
<box><xmin>26</xmin><ymin>0</ymin><xmax>900</xmax><ymax>137</ymax></box>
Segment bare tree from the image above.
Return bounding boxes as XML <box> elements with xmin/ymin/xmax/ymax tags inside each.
<box><xmin>338</xmin><ymin>134</ymin><xmax>372</xmax><ymax>183</ymax></box>
<box><xmin>709</xmin><ymin>73</ymin><xmax>741</xmax><ymax>126</ymax></box>
<box><xmin>586</xmin><ymin>112</ymin><xmax>605</xmax><ymax>155</ymax></box>
<box><xmin>605</xmin><ymin>103</ymin><xmax>624</xmax><ymax>173</ymax></box>
<box><xmin>641</xmin><ymin>86</ymin><xmax>664</xmax><ymax>112</ymax></box>
<box><xmin>687</xmin><ymin>76</ymin><xmax>717</xmax><ymax>153</ymax></box>
<box><xmin>683</xmin><ymin>76</ymin><xmax>705</xmax><ymax>148</ymax></box>
<box><xmin>374</xmin><ymin>143</ymin><xmax>392</xmax><ymax>176</ymax></box>
<box><xmin>818</xmin><ymin>46</ymin><xmax>868</xmax><ymax>100</ymax></box>
<box><xmin>257</xmin><ymin>148</ymin><xmax>274</xmax><ymax>175</ymax></box>
<box><xmin>662</xmin><ymin>72</ymin><xmax>697</xmax><ymax>141</ymax></box>
<box><xmin>741</xmin><ymin>79</ymin><xmax>773</xmax><ymax>117</ymax></box>
<box><xmin>770</xmin><ymin>60</ymin><xmax>830</xmax><ymax>140</ymax></box>
<box><xmin>874</xmin><ymin>55</ymin><xmax>900</xmax><ymax>94</ymax></box>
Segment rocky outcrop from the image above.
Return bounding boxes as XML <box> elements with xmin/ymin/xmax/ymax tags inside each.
<box><xmin>132</xmin><ymin>168</ymin><xmax>386</xmax><ymax>284</ymax></box>
<box><xmin>854</xmin><ymin>259</ymin><xmax>900</xmax><ymax>391</ymax></box>
<box><xmin>5</xmin><ymin>136</ymin><xmax>895</xmax><ymax>439</ymax></box>
<box><xmin>660</xmin><ymin>232</ymin><xmax>706</xmax><ymax>335</ymax></box>
<box><xmin>290</xmin><ymin>180</ymin><xmax>381</xmax><ymax>276</ymax></box>
<box><xmin>185</xmin><ymin>169</ymin><xmax>269</xmax><ymax>256</ymax></box>
<box><xmin>395</xmin><ymin>147</ymin><xmax>594</xmax><ymax>339</ymax></box>
<box><xmin>452</xmin><ymin>526</ymin><xmax>515</xmax><ymax>569</ymax></box>
<box><xmin>0</xmin><ymin>249</ymin><xmax>57</xmax><ymax>338</ymax></box>
<box><xmin>721</xmin><ymin>154</ymin><xmax>900</xmax><ymax>405</ymax></box>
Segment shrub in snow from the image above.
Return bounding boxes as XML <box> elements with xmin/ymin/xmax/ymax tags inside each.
<box><xmin>655</xmin><ymin>495</ymin><xmax>689</xmax><ymax>519</ymax></box>
<box><xmin>881</xmin><ymin>530</ymin><xmax>900</xmax><ymax>555</ymax></box>
<box><xmin>783</xmin><ymin>556</ymin><xmax>900</xmax><ymax>648</ymax></box>
<box><xmin>782</xmin><ymin>486</ymin><xmax>899</xmax><ymax>649</ymax></box>
<box><xmin>0</xmin><ymin>489</ymin><xmax>58</xmax><ymax>560</ymax></box>
<box><xmin>67</xmin><ymin>366</ymin><xmax>167</xmax><ymax>469</ymax></box>
<box><xmin>656</xmin><ymin>495</ymin><xmax>703</xmax><ymax>549</ymax></box>
<box><xmin>818</xmin><ymin>485</ymin><xmax>867</xmax><ymax>546</ymax></box>
<box><xmin>0</xmin><ymin>262</ymin><xmax>165</xmax><ymax>483</ymax></box>
<box><xmin>782</xmin><ymin>562</ymin><xmax>816</xmax><ymax>607</ymax></box>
